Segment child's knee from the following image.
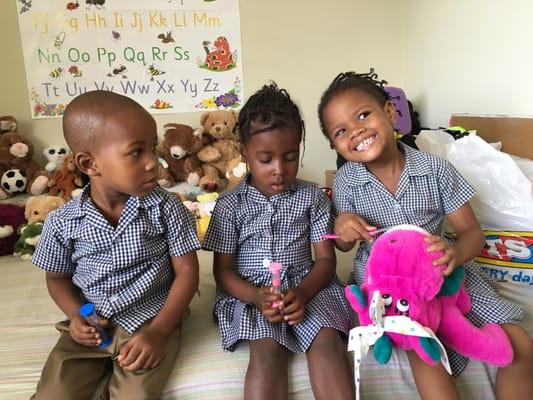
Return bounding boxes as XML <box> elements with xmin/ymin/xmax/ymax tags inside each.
<box><xmin>309</xmin><ymin>328</ymin><xmax>345</xmax><ymax>355</ymax></box>
<box><xmin>249</xmin><ymin>340</ymin><xmax>288</xmax><ymax>369</ymax></box>
<box><xmin>503</xmin><ymin>324</ymin><xmax>533</xmax><ymax>366</ymax></box>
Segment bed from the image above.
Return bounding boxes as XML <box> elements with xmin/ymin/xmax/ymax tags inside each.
<box><xmin>1</xmin><ymin>114</ymin><xmax>531</xmax><ymax>399</ymax></box>
<box><xmin>0</xmin><ymin>250</ymin><xmax>501</xmax><ymax>400</ymax></box>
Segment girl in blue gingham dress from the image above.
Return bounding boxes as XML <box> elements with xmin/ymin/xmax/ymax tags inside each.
<box><xmin>317</xmin><ymin>70</ymin><xmax>532</xmax><ymax>398</ymax></box>
<box><xmin>203</xmin><ymin>83</ymin><xmax>355</xmax><ymax>399</ymax></box>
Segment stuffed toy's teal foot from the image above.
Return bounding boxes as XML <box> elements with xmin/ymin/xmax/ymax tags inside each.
<box><xmin>438</xmin><ymin>266</ymin><xmax>465</xmax><ymax>297</ymax></box>
<box><xmin>418</xmin><ymin>337</ymin><xmax>441</xmax><ymax>362</ymax></box>
<box><xmin>374</xmin><ymin>335</ymin><xmax>393</xmax><ymax>364</ymax></box>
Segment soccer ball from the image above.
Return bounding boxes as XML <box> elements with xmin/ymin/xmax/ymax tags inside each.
<box><xmin>1</xmin><ymin>169</ymin><xmax>27</xmax><ymax>194</ymax></box>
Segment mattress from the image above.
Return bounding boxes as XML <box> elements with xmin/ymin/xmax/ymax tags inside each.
<box><xmin>0</xmin><ymin>251</ymin><xmax>501</xmax><ymax>399</ymax></box>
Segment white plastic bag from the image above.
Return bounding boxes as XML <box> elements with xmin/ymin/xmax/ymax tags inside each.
<box><xmin>416</xmin><ymin>130</ymin><xmax>533</xmax><ymax>231</ymax></box>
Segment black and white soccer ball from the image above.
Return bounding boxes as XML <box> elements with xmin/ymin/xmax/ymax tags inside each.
<box><xmin>1</xmin><ymin>169</ymin><xmax>27</xmax><ymax>194</ymax></box>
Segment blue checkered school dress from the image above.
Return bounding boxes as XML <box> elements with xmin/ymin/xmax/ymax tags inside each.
<box><xmin>32</xmin><ymin>186</ymin><xmax>200</xmax><ymax>333</ymax></box>
<box><xmin>333</xmin><ymin>142</ymin><xmax>523</xmax><ymax>376</ymax></box>
<box><xmin>203</xmin><ymin>178</ymin><xmax>353</xmax><ymax>352</ymax></box>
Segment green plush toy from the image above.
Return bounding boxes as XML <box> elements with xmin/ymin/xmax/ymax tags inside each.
<box><xmin>13</xmin><ymin>222</ymin><xmax>44</xmax><ymax>261</ymax></box>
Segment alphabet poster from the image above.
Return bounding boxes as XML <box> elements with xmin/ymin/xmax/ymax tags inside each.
<box><xmin>15</xmin><ymin>0</ymin><xmax>243</xmax><ymax>118</ymax></box>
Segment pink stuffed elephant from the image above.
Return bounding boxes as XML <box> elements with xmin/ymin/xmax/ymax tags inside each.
<box><xmin>345</xmin><ymin>224</ymin><xmax>513</xmax><ymax>367</ymax></box>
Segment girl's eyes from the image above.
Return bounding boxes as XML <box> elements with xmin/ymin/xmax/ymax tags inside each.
<box><xmin>257</xmin><ymin>154</ymin><xmax>298</xmax><ymax>164</ymax></box>
<box><xmin>333</xmin><ymin>128</ymin><xmax>346</xmax><ymax>138</ymax></box>
<box><xmin>358</xmin><ymin>111</ymin><xmax>370</xmax><ymax>120</ymax></box>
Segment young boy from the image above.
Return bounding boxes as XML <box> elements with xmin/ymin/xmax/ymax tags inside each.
<box><xmin>31</xmin><ymin>90</ymin><xmax>200</xmax><ymax>399</ymax></box>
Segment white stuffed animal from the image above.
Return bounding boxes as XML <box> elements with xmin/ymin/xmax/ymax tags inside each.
<box><xmin>43</xmin><ymin>146</ymin><xmax>70</xmax><ymax>172</ymax></box>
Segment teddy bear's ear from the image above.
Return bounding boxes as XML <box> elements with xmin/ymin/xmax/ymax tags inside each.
<box><xmin>200</xmin><ymin>112</ymin><xmax>210</xmax><ymax>126</ymax></box>
<box><xmin>163</xmin><ymin>123</ymin><xmax>178</xmax><ymax>132</ymax></box>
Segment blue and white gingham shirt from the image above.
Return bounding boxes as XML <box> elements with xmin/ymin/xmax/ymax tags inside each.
<box><xmin>32</xmin><ymin>186</ymin><xmax>200</xmax><ymax>333</ymax></box>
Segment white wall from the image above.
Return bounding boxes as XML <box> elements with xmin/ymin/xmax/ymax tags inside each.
<box><xmin>3</xmin><ymin>1</ymin><xmax>531</xmax><ymax>185</ymax></box>
<box><xmin>403</xmin><ymin>0</ymin><xmax>533</xmax><ymax>128</ymax></box>
<box><xmin>0</xmin><ymin>0</ymin><xmax>404</xmax><ymax>184</ymax></box>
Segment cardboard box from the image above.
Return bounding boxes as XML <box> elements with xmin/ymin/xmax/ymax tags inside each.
<box><xmin>450</xmin><ymin>114</ymin><xmax>533</xmax><ymax>159</ymax></box>
<box><xmin>325</xmin><ymin>169</ymin><xmax>336</xmax><ymax>188</ymax></box>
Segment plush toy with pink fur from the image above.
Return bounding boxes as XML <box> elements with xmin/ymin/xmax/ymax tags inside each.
<box><xmin>345</xmin><ymin>224</ymin><xmax>513</xmax><ymax>368</ymax></box>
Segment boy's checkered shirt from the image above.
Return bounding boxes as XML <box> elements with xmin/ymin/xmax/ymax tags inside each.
<box><xmin>32</xmin><ymin>186</ymin><xmax>200</xmax><ymax>333</ymax></box>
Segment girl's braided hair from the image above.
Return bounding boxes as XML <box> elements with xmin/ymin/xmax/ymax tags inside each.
<box><xmin>238</xmin><ymin>82</ymin><xmax>305</xmax><ymax>144</ymax></box>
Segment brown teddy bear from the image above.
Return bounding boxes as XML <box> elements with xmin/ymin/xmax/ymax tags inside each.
<box><xmin>156</xmin><ymin>123</ymin><xmax>204</xmax><ymax>186</ymax></box>
<box><xmin>197</xmin><ymin>110</ymin><xmax>241</xmax><ymax>192</ymax></box>
<box><xmin>0</xmin><ymin>131</ymin><xmax>49</xmax><ymax>199</ymax></box>
<box><xmin>47</xmin><ymin>153</ymin><xmax>84</xmax><ymax>200</ymax></box>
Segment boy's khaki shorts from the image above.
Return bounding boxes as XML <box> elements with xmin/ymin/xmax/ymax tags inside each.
<box><xmin>31</xmin><ymin>318</ymin><xmax>183</xmax><ymax>400</ymax></box>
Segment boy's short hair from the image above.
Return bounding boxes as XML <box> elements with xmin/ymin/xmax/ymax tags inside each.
<box><xmin>63</xmin><ymin>90</ymin><xmax>149</xmax><ymax>153</ymax></box>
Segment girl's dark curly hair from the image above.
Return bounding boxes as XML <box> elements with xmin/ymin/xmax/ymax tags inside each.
<box><xmin>238</xmin><ymin>82</ymin><xmax>305</xmax><ymax>144</ymax></box>
<box><xmin>317</xmin><ymin>68</ymin><xmax>389</xmax><ymax>138</ymax></box>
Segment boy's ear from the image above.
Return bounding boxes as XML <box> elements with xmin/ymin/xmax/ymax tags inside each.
<box><xmin>75</xmin><ymin>152</ymin><xmax>98</xmax><ymax>176</ymax></box>
<box><xmin>385</xmin><ymin>100</ymin><xmax>397</xmax><ymax>125</ymax></box>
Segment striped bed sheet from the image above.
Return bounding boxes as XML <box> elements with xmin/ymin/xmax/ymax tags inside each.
<box><xmin>0</xmin><ymin>251</ymin><xmax>498</xmax><ymax>399</ymax></box>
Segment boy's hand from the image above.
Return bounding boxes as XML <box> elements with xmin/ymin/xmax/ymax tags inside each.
<box><xmin>425</xmin><ymin>235</ymin><xmax>458</xmax><ymax>276</ymax></box>
<box><xmin>69</xmin><ymin>315</ymin><xmax>109</xmax><ymax>347</ymax></box>
<box><xmin>281</xmin><ymin>288</ymin><xmax>307</xmax><ymax>325</ymax></box>
<box><xmin>253</xmin><ymin>286</ymin><xmax>284</xmax><ymax>323</ymax></box>
<box><xmin>117</xmin><ymin>327</ymin><xmax>166</xmax><ymax>372</ymax></box>
<box><xmin>335</xmin><ymin>212</ymin><xmax>375</xmax><ymax>242</ymax></box>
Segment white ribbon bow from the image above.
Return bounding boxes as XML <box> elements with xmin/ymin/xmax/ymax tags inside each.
<box><xmin>348</xmin><ymin>290</ymin><xmax>451</xmax><ymax>399</ymax></box>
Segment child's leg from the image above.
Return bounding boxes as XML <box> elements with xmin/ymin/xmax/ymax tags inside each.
<box><xmin>105</xmin><ymin>323</ymin><xmax>183</xmax><ymax>400</ymax></box>
<box><xmin>245</xmin><ymin>338</ymin><xmax>290</xmax><ymax>400</ymax></box>
<box><xmin>31</xmin><ymin>321</ymin><xmax>111</xmax><ymax>400</ymax></box>
<box><xmin>306</xmin><ymin>328</ymin><xmax>354</xmax><ymax>400</ymax></box>
<box><xmin>406</xmin><ymin>350</ymin><xmax>460</xmax><ymax>400</ymax></box>
<box><xmin>495</xmin><ymin>324</ymin><xmax>533</xmax><ymax>400</ymax></box>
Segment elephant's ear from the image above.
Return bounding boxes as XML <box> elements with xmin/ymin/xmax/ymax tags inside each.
<box><xmin>438</xmin><ymin>266</ymin><xmax>465</xmax><ymax>297</ymax></box>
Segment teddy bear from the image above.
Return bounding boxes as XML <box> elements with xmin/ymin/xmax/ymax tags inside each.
<box><xmin>344</xmin><ymin>225</ymin><xmax>513</xmax><ymax>372</ymax></box>
<box><xmin>196</xmin><ymin>110</ymin><xmax>242</xmax><ymax>192</ymax></box>
<box><xmin>0</xmin><ymin>115</ymin><xmax>18</xmax><ymax>135</ymax></box>
<box><xmin>0</xmin><ymin>131</ymin><xmax>49</xmax><ymax>199</ymax></box>
<box><xmin>13</xmin><ymin>195</ymin><xmax>65</xmax><ymax>260</ymax></box>
<box><xmin>43</xmin><ymin>145</ymin><xmax>70</xmax><ymax>172</ymax></box>
<box><xmin>156</xmin><ymin>123</ymin><xmax>204</xmax><ymax>186</ymax></box>
<box><xmin>47</xmin><ymin>153</ymin><xmax>85</xmax><ymax>200</ymax></box>
<box><xmin>0</xmin><ymin>203</ymin><xmax>25</xmax><ymax>256</ymax></box>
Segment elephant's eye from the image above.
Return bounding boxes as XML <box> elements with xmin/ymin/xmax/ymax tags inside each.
<box><xmin>396</xmin><ymin>299</ymin><xmax>409</xmax><ymax>312</ymax></box>
<box><xmin>381</xmin><ymin>294</ymin><xmax>392</xmax><ymax>306</ymax></box>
